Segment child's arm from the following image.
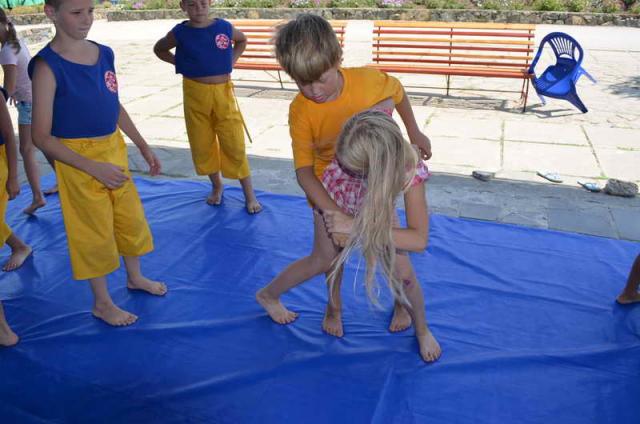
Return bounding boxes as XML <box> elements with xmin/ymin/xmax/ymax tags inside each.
<box><xmin>1</xmin><ymin>65</ymin><xmax>17</xmax><ymax>104</ymax></box>
<box><xmin>231</xmin><ymin>26</ymin><xmax>247</xmax><ymax>65</ymax></box>
<box><xmin>0</xmin><ymin>99</ymin><xmax>19</xmax><ymax>199</ymax></box>
<box><xmin>117</xmin><ymin>104</ymin><xmax>161</xmax><ymax>176</ymax></box>
<box><xmin>153</xmin><ymin>31</ymin><xmax>177</xmax><ymax>65</ymax></box>
<box><xmin>396</xmin><ymin>90</ymin><xmax>432</xmax><ymax>161</ymax></box>
<box><xmin>31</xmin><ymin>59</ymin><xmax>129</xmax><ymax>189</ymax></box>
<box><xmin>323</xmin><ymin>183</ymin><xmax>429</xmax><ymax>252</ymax></box>
<box><xmin>296</xmin><ymin>166</ymin><xmax>340</xmax><ymax>211</ymax></box>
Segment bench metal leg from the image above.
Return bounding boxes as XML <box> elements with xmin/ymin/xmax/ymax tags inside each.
<box><xmin>446</xmin><ymin>76</ymin><xmax>451</xmax><ymax>96</ymax></box>
<box><xmin>521</xmin><ymin>78</ymin><xmax>530</xmax><ymax>113</ymax></box>
<box><xmin>277</xmin><ymin>70</ymin><xmax>284</xmax><ymax>89</ymax></box>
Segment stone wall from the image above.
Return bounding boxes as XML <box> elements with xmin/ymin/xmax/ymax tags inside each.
<box><xmin>11</xmin><ymin>9</ymin><xmax>108</xmax><ymax>25</ymax></box>
<box><xmin>9</xmin><ymin>8</ymin><xmax>640</xmax><ymax>27</ymax></box>
<box><xmin>17</xmin><ymin>26</ymin><xmax>53</xmax><ymax>44</ymax></box>
<box><xmin>105</xmin><ymin>8</ymin><xmax>640</xmax><ymax>27</ymax></box>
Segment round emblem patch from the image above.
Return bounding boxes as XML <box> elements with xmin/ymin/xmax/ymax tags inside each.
<box><xmin>215</xmin><ymin>34</ymin><xmax>230</xmax><ymax>50</ymax></box>
<box><xmin>104</xmin><ymin>71</ymin><xmax>118</xmax><ymax>94</ymax></box>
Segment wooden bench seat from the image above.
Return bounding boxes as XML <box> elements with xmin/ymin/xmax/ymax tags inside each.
<box><xmin>231</xmin><ymin>19</ymin><xmax>347</xmax><ymax>87</ymax></box>
<box><xmin>368</xmin><ymin>21</ymin><xmax>536</xmax><ymax>111</ymax></box>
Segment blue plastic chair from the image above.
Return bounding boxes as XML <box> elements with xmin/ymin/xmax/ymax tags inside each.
<box><xmin>528</xmin><ymin>32</ymin><xmax>596</xmax><ymax>113</ymax></box>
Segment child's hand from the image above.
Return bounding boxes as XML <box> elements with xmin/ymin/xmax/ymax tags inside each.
<box><xmin>409</xmin><ymin>130</ymin><xmax>432</xmax><ymax>160</ymax></box>
<box><xmin>89</xmin><ymin>161</ymin><xmax>129</xmax><ymax>189</ymax></box>
<box><xmin>6</xmin><ymin>176</ymin><xmax>19</xmax><ymax>200</ymax></box>
<box><xmin>141</xmin><ymin>147</ymin><xmax>162</xmax><ymax>176</ymax></box>
<box><xmin>322</xmin><ymin>210</ymin><xmax>354</xmax><ymax>235</ymax></box>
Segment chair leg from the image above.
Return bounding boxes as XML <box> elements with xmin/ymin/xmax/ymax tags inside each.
<box><xmin>446</xmin><ymin>76</ymin><xmax>451</xmax><ymax>96</ymax></box>
<box><xmin>565</xmin><ymin>88</ymin><xmax>588</xmax><ymax>113</ymax></box>
<box><xmin>277</xmin><ymin>70</ymin><xmax>284</xmax><ymax>89</ymax></box>
<box><xmin>582</xmin><ymin>67</ymin><xmax>597</xmax><ymax>84</ymax></box>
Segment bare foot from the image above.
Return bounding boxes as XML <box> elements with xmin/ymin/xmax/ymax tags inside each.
<box><xmin>322</xmin><ymin>304</ymin><xmax>344</xmax><ymax>337</ymax></box>
<box><xmin>3</xmin><ymin>245</ymin><xmax>32</xmax><ymax>272</ymax></box>
<box><xmin>246</xmin><ymin>198</ymin><xmax>263</xmax><ymax>214</ymax></box>
<box><xmin>206</xmin><ymin>187</ymin><xmax>223</xmax><ymax>206</ymax></box>
<box><xmin>127</xmin><ymin>277</ymin><xmax>168</xmax><ymax>296</ymax></box>
<box><xmin>23</xmin><ymin>197</ymin><xmax>46</xmax><ymax>215</ymax></box>
<box><xmin>92</xmin><ymin>302</ymin><xmax>138</xmax><ymax>326</ymax></box>
<box><xmin>417</xmin><ymin>331</ymin><xmax>442</xmax><ymax>363</ymax></box>
<box><xmin>617</xmin><ymin>292</ymin><xmax>640</xmax><ymax>305</ymax></box>
<box><xmin>43</xmin><ymin>185</ymin><xmax>58</xmax><ymax>196</ymax></box>
<box><xmin>256</xmin><ymin>288</ymin><xmax>298</xmax><ymax>324</ymax></box>
<box><xmin>0</xmin><ymin>325</ymin><xmax>19</xmax><ymax>347</ymax></box>
<box><xmin>389</xmin><ymin>303</ymin><xmax>412</xmax><ymax>332</ymax></box>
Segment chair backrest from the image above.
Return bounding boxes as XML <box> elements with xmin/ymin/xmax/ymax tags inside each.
<box><xmin>529</xmin><ymin>32</ymin><xmax>584</xmax><ymax>74</ymax></box>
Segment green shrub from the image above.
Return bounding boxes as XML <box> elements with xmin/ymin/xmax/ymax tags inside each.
<box><xmin>329</xmin><ymin>0</ymin><xmax>377</xmax><ymax>6</ymax></box>
<box><xmin>533</xmin><ymin>0</ymin><xmax>564</xmax><ymax>10</ymax></box>
<box><xmin>565</xmin><ymin>0</ymin><xmax>588</xmax><ymax>11</ymax></box>
<box><xmin>599</xmin><ymin>0</ymin><xmax>621</xmax><ymax>11</ymax></box>
<box><xmin>5</xmin><ymin>5</ymin><xmax>44</xmax><ymax>14</ymax></box>
<box><xmin>630</xmin><ymin>2</ymin><xmax>640</xmax><ymax>12</ymax></box>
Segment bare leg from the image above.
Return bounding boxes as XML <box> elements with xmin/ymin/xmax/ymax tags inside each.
<box><xmin>18</xmin><ymin>124</ymin><xmax>46</xmax><ymax>215</ymax></box>
<box><xmin>323</xmin><ymin>264</ymin><xmax>344</xmax><ymax>337</ymax></box>
<box><xmin>617</xmin><ymin>254</ymin><xmax>640</xmax><ymax>305</ymax></box>
<box><xmin>206</xmin><ymin>172</ymin><xmax>223</xmax><ymax>205</ymax></box>
<box><xmin>0</xmin><ymin>301</ymin><xmax>18</xmax><ymax>347</ymax></box>
<box><xmin>123</xmin><ymin>256</ymin><xmax>167</xmax><ymax>296</ymax></box>
<box><xmin>239</xmin><ymin>176</ymin><xmax>262</xmax><ymax>214</ymax></box>
<box><xmin>257</xmin><ymin>212</ymin><xmax>338</xmax><ymax>324</ymax></box>
<box><xmin>90</xmin><ymin>276</ymin><xmax>138</xmax><ymax>326</ymax></box>
<box><xmin>395</xmin><ymin>254</ymin><xmax>441</xmax><ymax>362</ymax></box>
<box><xmin>2</xmin><ymin>233</ymin><xmax>32</xmax><ymax>272</ymax></box>
<box><xmin>389</xmin><ymin>298</ymin><xmax>412</xmax><ymax>333</ymax></box>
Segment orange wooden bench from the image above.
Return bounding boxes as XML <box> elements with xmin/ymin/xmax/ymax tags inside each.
<box><xmin>368</xmin><ymin>21</ymin><xmax>536</xmax><ymax>111</ymax></box>
<box><xmin>231</xmin><ymin>19</ymin><xmax>347</xmax><ymax>88</ymax></box>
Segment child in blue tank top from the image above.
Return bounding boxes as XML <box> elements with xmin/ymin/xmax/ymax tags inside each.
<box><xmin>153</xmin><ymin>0</ymin><xmax>262</xmax><ymax>214</ymax></box>
<box><xmin>0</xmin><ymin>86</ymin><xmax>32</xmax><ymax>347</ymax></box>
<box><xmin>30</xmin><ymin>0</ymin><xmax>168</xmax><ymax>327</ymax></box>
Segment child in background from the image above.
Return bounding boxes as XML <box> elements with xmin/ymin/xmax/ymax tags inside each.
<box><xmin>0</xmin><ymin>86</ymin><xmax>32</xmax><ymax>272</ymax></box>
<box><xmin>153</xmin><ymin>0</ymin><xmax>261</xmax><ymax>213</ymax></box>
<box><xmin>0</xmin><ymin>9</ymin><xmax>57</xmax><ymax>214</ymax></box>
<box><xmin>0</xmin><ymin>86</ymin><xmax>34</xmax><ymax>346</ymax></box>
<box><xmin>257</xmin><ymin>14</ymin><xmax>434</xmax><ymax>343</ymax></box>
<box><xmin>617</xmin><ymin>254</ymin><xmax>640</xmax><ymax>305</ymax></box>
<box><xmin>31</xmin><ymin>0</ymin><xmax>166</xmax><ymax>326</ymax></box>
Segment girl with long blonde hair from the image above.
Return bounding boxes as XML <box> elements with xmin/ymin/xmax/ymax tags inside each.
<box><xmin>322</xmin><ymin>110</ymin><xmax>441</xmax><ymax>362</ymax></box>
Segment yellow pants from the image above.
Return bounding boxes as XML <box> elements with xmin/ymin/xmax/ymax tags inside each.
<box><xmin>183</xmin><ymin>78</ymin><xmax>250</xmax><ymax>179</ymax></box>
<box><xmin>56</xmin><ymin>130</ymin><xmax>154</xmax><ymax>280</ymax></box>
<box><xmin>0</xmin><ymin>146</ymin><xmax>12</xmax><ymax>245</ymax></box>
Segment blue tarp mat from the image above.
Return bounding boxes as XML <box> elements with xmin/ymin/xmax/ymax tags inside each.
<box><xmin>0</xmin><ymin>175</ymin><xmax>639</xmax><ymax>424</ymax></box>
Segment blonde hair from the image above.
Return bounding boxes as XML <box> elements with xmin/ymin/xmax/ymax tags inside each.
<box><xmin>274</xmin><ymin>14</ymin><xmax>342</xmax><ymax>83</ymax></box>
<box><xmin>0</xmin><ymin>9</ymin><xmax>21</xmax><ymax>54</ymax></box>
<box><xmin>329</xmin><ymin>111</ymin><xmax>419</xmax><ymax>306</ymax></box>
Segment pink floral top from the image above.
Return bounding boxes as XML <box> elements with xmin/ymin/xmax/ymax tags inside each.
<box><xmin>321</xmin><ymin>157</ymin><xmax>430</xmax><ymax>216</ymax></box>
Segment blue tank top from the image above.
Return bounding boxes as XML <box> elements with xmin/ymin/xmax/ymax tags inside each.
<box><xmin>28</xmin><ymin>42</ymin><xmax>120</xmax><ymax>139</ymax></box>
<box><xmin>173</xmin><ymin>19</ymin><xmax>233</xmax><ymax>78</ymax></box>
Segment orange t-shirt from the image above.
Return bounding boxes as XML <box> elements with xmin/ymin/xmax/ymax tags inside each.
<box><xmin>289</xmin><ymin>67</ymin><xmax>405</xmax><ymax>179</ymax></box>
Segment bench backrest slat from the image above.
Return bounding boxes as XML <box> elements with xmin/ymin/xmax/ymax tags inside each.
<box><xmin>232</xmin><ymin>19</ymin><xmax>346</xmax><ymax>70</ymax></box>
<box><xmin>371</xmin><ymin>20</ymin><xmax>534</xmax><ymax>73</ymax></box>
